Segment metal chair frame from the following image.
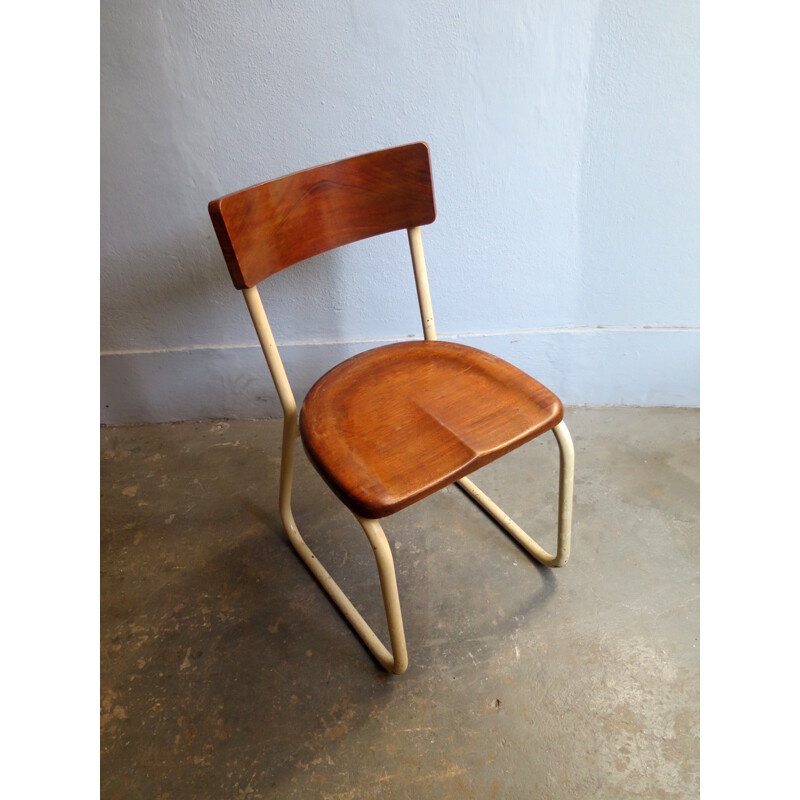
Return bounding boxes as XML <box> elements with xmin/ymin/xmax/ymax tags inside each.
<box><xmin>242</xmin><ymin>226</ymin><xmax>574</xmax><ymax>674</ymax></box>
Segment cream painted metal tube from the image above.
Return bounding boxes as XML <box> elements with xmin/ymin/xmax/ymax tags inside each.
<box><xmin>242</xmin><ymin>286</ymin><xmax>408</xmax><ymax>673</ymax></box>
<box><xmin>407</xmin><ymin>226</ymin><xmax>437</xmax><ymax>341</ymax></box>
<box><xmin>243</xmin><ymin>287</ymin><xmax>297</xmax><ymax>419</ymax></box>
<box><xmin>456</xmin><ymin>421</ymin><xmax>574</xmax><ymax>567</ymax></box>
<box><xmin>552</xmin><ymin>420</ymin><xmax>575</xmax><ymax>566</ymax></box>
<box><xmin>357</xmin><ymin>517</ymin><xmax>409</xmax><ymax>674</ymax></box>
<box><xmin>284</xmin><ymin>511</ymin><xmax>405</xmax><ymax>673</ymax></box>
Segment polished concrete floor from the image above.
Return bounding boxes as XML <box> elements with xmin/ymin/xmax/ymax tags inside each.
<box><xmin>101</xmin><ymin>407</ymin><xmax>699</xmax><ymax>799</ymax></box>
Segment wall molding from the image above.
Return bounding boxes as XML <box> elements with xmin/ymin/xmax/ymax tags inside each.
<box><xmin>101</xmin><ymin>327</ymin><xmax>699</xmax><ymax>424</ymax></box>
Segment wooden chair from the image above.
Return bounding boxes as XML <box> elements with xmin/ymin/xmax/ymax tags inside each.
<box><xmin>208</xmin><ymin>142</ymin><xmax>574</xmax><ymax>674</ymax></box>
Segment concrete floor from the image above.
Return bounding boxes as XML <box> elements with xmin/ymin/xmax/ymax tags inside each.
<box><xmin>101</xmin><ymin>407</ymin><xmax>699</xmax><ymax>799</ymax></box>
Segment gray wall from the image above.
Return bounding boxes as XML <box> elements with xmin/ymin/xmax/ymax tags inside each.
<box><xmin>101</xmin><ymin>0</ymin><xmax>699</xmax><ymax>423</ymax></box>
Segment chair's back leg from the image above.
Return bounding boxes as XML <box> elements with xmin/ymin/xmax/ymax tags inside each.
<box><xmin>455</xmin><ymin>420</ymin><xmax>574</xmax><ymax>567</ymax></box>
<box><xmin>407</xmin><ymin>226</ymin><xmax>437</xmax><ymax>341</ymax></box>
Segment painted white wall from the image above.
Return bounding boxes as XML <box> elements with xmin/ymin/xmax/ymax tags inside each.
<box><xmin>101</xmin><ymin>0</ymin><xmax>698</xmax><ymax>423</ymax></box>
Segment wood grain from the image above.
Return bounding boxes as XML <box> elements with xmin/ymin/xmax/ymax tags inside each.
<box><xmin>208</xmin><ymin>142</ymin><xmax>436</xmax><ymax>289</ymax></box>
<box><xmin>300</xmin><ymin>340</ymin><xmax>564</xmax><ymax>519</ymax></box>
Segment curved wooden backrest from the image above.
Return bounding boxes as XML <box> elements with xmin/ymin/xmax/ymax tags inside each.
<box><xmin>208</xmin><ymin>142</ymin><xmax>436</xmax><ymax>289</ymax></box>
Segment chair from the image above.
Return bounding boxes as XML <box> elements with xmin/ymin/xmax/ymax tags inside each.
<box><xmin>208</xmin><ymin>142</ymin><xmax>574</xmax><ymax>674</ymax></box>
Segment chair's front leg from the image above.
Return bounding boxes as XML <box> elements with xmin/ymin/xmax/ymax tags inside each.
<box><xmin>283</xmin><ymin>509</ymin><xmax>408</xmax><ymax>673</ymax></box>
<box><xmin>355</xmin><ymin>516</ymin><xmax>408</xmax><ymax>674</ymax></box>
<box><xmin>277</xmin><ymin>416</ymin><xmax>408</xmax><ymax>673</ymax></box>
<box><xmin>456</xmin><ymin>420</ymin><xmax>575</xmax><ymax>567</ymax></box>
<box><xmin>551</xmin><ymin>420</ymin><xmax>575</xmax><ymax>566</ymax></box>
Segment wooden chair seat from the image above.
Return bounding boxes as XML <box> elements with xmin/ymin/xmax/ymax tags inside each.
<box><xmin>300</xmin><ymin>340</ymin><xmax>563</xmax><ymax>519</ymax></box>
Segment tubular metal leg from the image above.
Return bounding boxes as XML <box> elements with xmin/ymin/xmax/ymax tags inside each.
<box><xmin>244</xmin><ymin>285</ymin><xmax>407</xmax><ymax>673</ymax></box>
<box><xmin>456</xmin><ymin>420</ymin><xmax>575</xmax><ymax>567</ymax></box>
<box><xmin>278</xmin><ymin>415</ymin><xmax>408</xmax><ymax>674</ymax></box>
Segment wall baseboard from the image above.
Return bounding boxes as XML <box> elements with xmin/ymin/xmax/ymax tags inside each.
<box><xmin>100</xmin><ymin>328</ymin><xmax>699</xmax><ymax>424</ymax></box>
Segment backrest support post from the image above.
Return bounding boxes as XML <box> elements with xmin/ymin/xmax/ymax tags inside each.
<box><xmin>407</xmin><ymin>226</ymin><xmax>438</xmax><ymax>341</ymax></box>
<box><xmin>242</xmin><ymin>285</ymin><xmax>300</xmax><ymax>531</ymax></box>
<box><xmin>242</xmin><ymin>286</ymin><xmax>297</xmax><ymax>421</ymax></box>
